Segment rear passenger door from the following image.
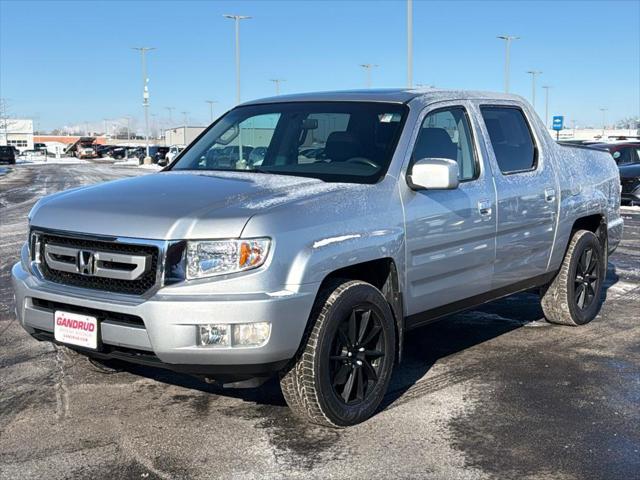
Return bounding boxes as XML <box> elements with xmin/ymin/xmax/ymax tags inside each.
<box><xmin>478</xmin><ymin>105</ymin><xmax>558</xmax><ymax>288</ymax></box>
<box><xmin>402</xmin><ymin>103</ymin><xmax>497</xmax><ymax>319</ymax></box>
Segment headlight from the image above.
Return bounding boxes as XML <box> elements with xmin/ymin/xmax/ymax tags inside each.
<box><xmin>186</xmin><ymin>238</ymin><xmax>270</xmax><ymax>279</ymax></box>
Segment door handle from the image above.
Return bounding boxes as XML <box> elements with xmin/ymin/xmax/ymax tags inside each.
<box><xmin>545</xmin><ymin>188</ymin><xmax>556</xmax><ymax>202</ymax></box>
<box><xmin>478</xmin><ymin>200</ymin><xmax>492</xmax><ymax>217</ymax></box>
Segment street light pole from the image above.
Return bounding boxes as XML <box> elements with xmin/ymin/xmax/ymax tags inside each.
<box><xmin>542</xmin><ymin>85</ymin><xmax>551</xmax><ymax>128</ymax></box>
<box><xmin>165</xmin><ymin>106</ymin><xmax>175</xmax><ymax>125</ymax></box>
<box><xmin>360</xmin><ymin>64</ymin><xmax>379</xmax><ymax>88</ymax></box>
<box><xmin>205</xmin><ymin>100</ymin><xmax>218</xmax><ymax>123</ymax></box>
<box><xmin>132</xmin><ymin>47</ymin><xmax>155</xmax><ymax>157</ymax></box>
<box><xmin>181</xmin><ymin>111</ymin><xmax>189</xmax><ymax>126</ymax></box>
<box><xmin>407</xmin><ymin>0</ymin><xmax>413</xmax><ymax>87</ymax></box>
<box><xmin>151</xmin><ymin>113</ymin><xmax>158</xmax><ymax>139</ymax></box>
<box><xmin>600</xmin><ymin>107</ymin><xmax>608</xmax><ymax>137</ymax></box>
<box><xmin>497</xmin><ymin>35</ymin><xmax>519</xmax><ymax>93</ymax></box>
<box><xmin>223</xmin><ymin>14</ymin><xmax>252</xmax><ymax>104</ymax></box>
<box><xmin>526</xmin><ymin>70</ymin><xmax>542</xmax><ymax>110</ymax></box>
<box><xmin>270</xmin><ymin>79</ymin><xmax>285</xmax><ymax>95</ymax></box>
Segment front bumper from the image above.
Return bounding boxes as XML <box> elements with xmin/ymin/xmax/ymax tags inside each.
<box><xmin>11</xmin><ymin>261</ymin><xmax>318</xmax><ymax>375</ymax></box>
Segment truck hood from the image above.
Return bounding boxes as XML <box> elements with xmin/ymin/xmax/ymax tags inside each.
<box><xmin>29</xmin><ymin>171</ymin><xmax>345</xmax><ymax>240</ymax></box>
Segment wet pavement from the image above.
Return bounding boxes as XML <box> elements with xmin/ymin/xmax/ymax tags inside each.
<box><xmin>1</xmin><ymin>164</ymin><xmax>639</xmax><ymax>479</ymax></box>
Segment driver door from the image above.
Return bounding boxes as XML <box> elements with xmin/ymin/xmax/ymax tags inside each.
<box><xmin>402</xmin><ymin>102</ymin><xmax>497</xmax><ymax>322</ymax></box>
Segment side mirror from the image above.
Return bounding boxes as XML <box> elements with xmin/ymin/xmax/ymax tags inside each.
<box><xmin>407</xmin><ymin>158</ymin><xmax>459</xmax><ymax>190</ymax></box>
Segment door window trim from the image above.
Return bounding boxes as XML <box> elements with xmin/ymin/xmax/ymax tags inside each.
<box><xmin>408</xmin><ymin>104</ymin><xmax>481</xmax><ymax>184</ymax></box>
<box><xmin>479</xmin><ymin>104</ymin><xmax>539</xmax><ymax>176</ymax></box>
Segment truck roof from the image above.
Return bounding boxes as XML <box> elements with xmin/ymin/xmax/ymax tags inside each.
<box><xmin>242</xmin><ymin>88</ymin><xmax>523</xmax><ymax>106</ymax></box>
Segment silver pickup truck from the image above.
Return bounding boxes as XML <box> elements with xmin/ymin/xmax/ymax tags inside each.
<box><xmin>12</xmin><ymin>89</ymin><xmax>623</xmax><ymax>427</ymax></box>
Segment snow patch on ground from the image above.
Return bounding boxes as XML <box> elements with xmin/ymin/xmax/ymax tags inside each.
<box><xmin>113</xmin><ymin>159</ymin><xmax>140</xmax><ymax>166</ymax></box>
<box><xmin>16</xmin><ymin>156</ymin><xmax>88</xmax><ymax>165</ymax></box>
<box><xmin>621</xmin><ymin>205</ymin><xmax>640</xmax><ymax>213</ymax></box>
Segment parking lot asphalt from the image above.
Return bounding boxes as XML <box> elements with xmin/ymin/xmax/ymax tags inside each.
<box><xmin>1</xmin><ymin>164</ymin><xmax>639</xmax><ymax>480</ymax></box>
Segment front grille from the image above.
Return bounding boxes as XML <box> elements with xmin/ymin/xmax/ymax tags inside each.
<box><xmin>38</xmin><ymin>233</ymin><xmax>159</xmax><ymax>295</ymax></box>
<box><xmin>31</xmin><ymin>298</ymin><xmax>145</xmax><ymax>327</ymax></box>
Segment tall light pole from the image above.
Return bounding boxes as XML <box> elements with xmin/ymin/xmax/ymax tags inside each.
<box><xmin>497</xmin><ymin>35</ymin><xmax>519</xmax><ymax>93</ymax></box>
<box><xmin>407</xmin><ymin>0</ymin><xmax>413</xmax><ymax>87</ymax></box>
<box><xmin>181</xmin><ymin>111</ymin><xmax>189</xmax><ymax>126</ymax></box>
<box><xmin>165</xmin><ymin>106</ymin><xmax>175</xmax><ymax>125</ymax></box>
<box><xmin>360</xmin><ymin>64</ymin><xmax>379</xmax><ymax>88</ymax></box>
<box><xmin>526</xmin><ymin>70</ymin><xmax>542</xmax><ymax>110</ymax></box>
<box><xmin>132</xmin><ymin>47</ymin><xmax>155</xmax><ymax>157</ymax></box>
<box><xmin>223</xmin><ymin>14</ymin><xmax>252</xmax><ymax>104</ymax></box>
<box><xmin>124</xmin><ymin>115</ymin><xmax>131</xmax><ymax>140</ymax></box>
<box><xmin>270</xmin><ymin>79</ymin><xmax>285</xmax><ymax>95</ymax></box>
<box><xmin>542</xmin><ymin>85</ymin><xmax>551</xmax><ymax>128</ymax></box>
<box><xmin>151</xmin><ymin>113</ymin><xmax>158</xmax><ymax>139</ymax></box>
<box><xmin>205</xmin><ymin>100</ymin><xmax>218</xmax><ymax>123</ymax></box>
<box><xmin>600</xmin><ymin>107</ymin><xmax>608</xmax><ymax>136</ymax></box>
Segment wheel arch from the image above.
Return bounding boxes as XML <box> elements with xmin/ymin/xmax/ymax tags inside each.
<box><xmin>570</xmin><ymin>213</ymin><xmax>608</xmax><ymax>256</ymax></box>
<box><xmin>318</xmin><ymin>258</ymin><xmax>404</xmax><ymax>363</ymax></box>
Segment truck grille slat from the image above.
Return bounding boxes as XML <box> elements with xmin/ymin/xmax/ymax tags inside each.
<box><xmin>38</xmin><ymin>233</ymin><xmax>159</xmax><ymax>295</ymax></box>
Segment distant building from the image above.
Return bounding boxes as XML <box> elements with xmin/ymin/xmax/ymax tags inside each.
<box><xmin>164</xmin><ymin>126</ymin><xmax>206</xmax><ymax>146</ymax></box>
<box><xmin>0</xmin><ymin>119</ymin><xmax>34</xmax><ymax>151</ymax></box>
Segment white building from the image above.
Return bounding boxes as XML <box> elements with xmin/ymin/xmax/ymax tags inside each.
<box><xmin>0</xmin><ymin>119</ymin><xmax>34</xmax><ymax>151</ymax></box>
<box><xmin>164</xmin><ymin>126</ymin><xmax>206</xmax><ymax>146</ymax></box>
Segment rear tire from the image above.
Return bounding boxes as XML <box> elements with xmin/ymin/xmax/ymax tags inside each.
<box><xmin>280</xmin><ymin>279</ymin><xmax>396</xmax><ymax>427</ymax></box>
<box><xmin>541</xmin><ymin>230</ymin><xmax>604</xmax><ymax>326</ymax></box>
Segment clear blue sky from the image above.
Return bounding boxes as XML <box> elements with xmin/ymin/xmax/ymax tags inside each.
<box><xmin>1</xmin><ymin>0</ymin><xmax>639</xmax><ymax>132</ymax></box>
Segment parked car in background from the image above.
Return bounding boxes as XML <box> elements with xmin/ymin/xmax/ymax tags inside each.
<box><xmin>77</xmin><ymin>146</ymin><xmax>97</xmax><ymax>159</ymax></box>
<box><xmin>34</xmin><ymin>143</ymin><xmax>48</xmax><ymax>152</ymax></box>
<box><xmin>109</xmin><ymin>147</ymin><xmax>129</xmax><ymax>160</ymax></box>
<box><xmin>96</xmin><ymin>145</ymin><xmax>115</xmax><ymax>158</ymax></box>
<box><xmin>153</xmin><ymin>146</ymin><xmax>170</xmax><ymax>164</ymax></box>
<box><xmin>13</xmin><ymin>89</ymin><xmax>623</xmax><ymax>427</ymax></box>
<box><xmin>591</xmin><ymin>142</ymin><xmax>640</xmax><ymax>206</ymax></box>
<box><xmin>0</xmin><ymin>145</ymin><xmax>17</xmax><ymax>164</ymax></box>
<box><xmin>131</xmin><ymin>146</ymin><xmax>169</xmax><ymax>164</ymax></box>
<box><xmin>164</xmin><ymin>145</ymin><xmax>186</xmax><ymax>164</ymax></box>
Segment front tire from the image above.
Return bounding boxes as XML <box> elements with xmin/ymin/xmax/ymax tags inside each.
<box><xmin>280</xmin><ymin>279</ymin><xmax>396</xmax><ymax>427</ymax></box>
<box><xmin>541</xmin><ymin>230</ymin><xmax>605</xmax><ymax>326</ymax></box>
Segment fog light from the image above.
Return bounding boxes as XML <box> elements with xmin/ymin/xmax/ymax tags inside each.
<box><xmin>198</xmin><ymin>324</ymin><xmax>230</xmax><ymax>347</ymax></box>
<box><xmin>197</xmin><ymin>322</ymin><xmax>271</xmax><ymax>348</ymax></box>
<box><xmin>233</xmin><ymin>322</ymin><xmax>271</xmax><ymax>347</ymax></box>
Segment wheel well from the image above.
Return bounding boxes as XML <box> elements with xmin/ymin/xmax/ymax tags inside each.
<box><xmin>571</xmin><ymin>213</ymin><xmax>607</xmax><ymax>255</ymax></box>
<box><xmin>321</xmin><ymin>258</ymin><xmax>404</xmax><ymax>362</ymax></box>
<box><xmin>571</xmin><ymin>214</ymin><xmax>604</xmax><ymax>235</ymax></box>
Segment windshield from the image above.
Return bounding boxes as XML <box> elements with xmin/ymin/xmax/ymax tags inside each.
<box><xmin>170</xmin><ymin>101</ymin><xmax>407</xmax><ymax>183</ymax></box>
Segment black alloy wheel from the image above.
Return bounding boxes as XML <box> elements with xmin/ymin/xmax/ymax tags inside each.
<box><xmin>574</xmin><ymin>247</ymin><xmax>599</xmax><ymax>310</ymax></box>
<box><xmin>329</xmin><ymin>305</ymin><xmax>385</xmax><ymax>405</ymax></box>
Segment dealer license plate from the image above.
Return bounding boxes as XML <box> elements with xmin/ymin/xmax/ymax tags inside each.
<box><xmin>54</xmin><ymin>310</ymin><xmax>98</xmax><ymax>350</ymax></box>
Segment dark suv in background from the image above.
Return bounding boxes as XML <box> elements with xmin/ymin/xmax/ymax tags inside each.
<box><xmin>592</xmin><ymin>141</ymin><xmax>640</xmax><ymax>205</ymax></box>
<box><xmin>0</xmin><ymin>145</ymin><xmax>17</xmax><ymax>164</ymax></box>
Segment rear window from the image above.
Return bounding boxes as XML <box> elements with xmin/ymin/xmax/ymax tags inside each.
<box><xmin>612</xmin><ymin>147</ymin><xmax>640</xmax><ymax>165</ymax></box>
<box><xmin>0</xmin><ymin>146</ymin><xmax>13</xmax><ymax>154</ymax></box>
<box><xmin>480</xmin><ymin>106</ymin><xmax>537</xmax><ymax>174</ymax></box>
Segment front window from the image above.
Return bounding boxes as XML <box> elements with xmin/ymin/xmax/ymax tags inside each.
<box><xmin>170</xmin><ymin>102</ymin><xmax>408</xmax><ymax>183</ymax></box>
